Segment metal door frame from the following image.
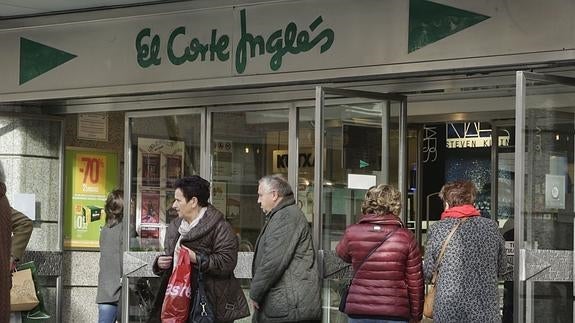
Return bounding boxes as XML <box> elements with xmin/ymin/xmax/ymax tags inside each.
<box><xmin>313</xmin><ymin>86</ymin><xmax>408</xmax><ymax>250</ymax></box>
<box><xmin>514</xmin><ymin>71</ymin><xmax>575</xmax><ymax>323</ymax></box>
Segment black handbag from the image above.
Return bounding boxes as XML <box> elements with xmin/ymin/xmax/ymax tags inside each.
<box><xmin>189</xmin><ymin>254</ymin><xmax>215</xmax><ymax>323</ymax></box>
<box><xmin>338</xmin><ymin>227</ymin><xmax>399</xmax><ymax>313</ymax></box>
<box><xmin>338</xmin><ymin>283</ymin><xmax>349</xmax><ymax>312</ymax></box>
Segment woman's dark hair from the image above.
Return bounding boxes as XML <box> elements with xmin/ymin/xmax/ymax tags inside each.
<box><xmin>105</xmin><ymin>189</ymin><xmax>124</xmax><ymax>227</ymax></box>
<box><xmin>174</xmin><ymin>175</ymin><xmax>210</xmax><ymax>207</ymax></box>
<box><xmin>439</xmin><ymin>180</ymin><xmax>477</xmax><ymax>207</ymax></box>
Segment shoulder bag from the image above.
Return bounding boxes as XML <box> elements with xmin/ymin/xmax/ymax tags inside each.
<box><xmin>339</xmin><ymin>226</ymin><xmax>400</xmax><ymax>313</ymax></box>
<box><xmin>189</xmin><ymin>253</ymin><xmax>215</xmax><ymax>323</ymax></box>
<box><xmin>423</xmin><ymin>218</ymin><xmax>468</xmax><ymax>318</ymax></box>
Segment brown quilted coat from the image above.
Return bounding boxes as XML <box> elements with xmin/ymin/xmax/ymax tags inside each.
<box><xmin>150</xmin><ymin>205</ymin><xmax>249</xmax><ymax>322</ymax></box>
<box><xmin>0</xmin><ymin>183</ymin><xmax>12</xmax><ymax>323</ymax></box>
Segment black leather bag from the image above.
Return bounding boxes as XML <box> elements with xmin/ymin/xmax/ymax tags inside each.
<box><xmin>188</xmin><ymin>254</ymin><xmax>215</xmax><ymax>323</ymax></box>
<box><xmin>338</xmin><ymin>282</ymin><xmax>350</xmax><ymax>312</ymax></box>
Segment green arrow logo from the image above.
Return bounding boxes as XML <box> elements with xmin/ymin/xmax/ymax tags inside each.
<box><xmin>359</xmin><ymin>160</ymin><xmax>369</xmax><ymax>168</ymax></box>
<box><xmin>20</xmin><ymin>37</ymin><xmax>77</xmax><ymax>85</ymax></box>
<box><xmin>408</xmin><ymin>0</ymin><xmax>489</xmax><ymax>53</ymax></box>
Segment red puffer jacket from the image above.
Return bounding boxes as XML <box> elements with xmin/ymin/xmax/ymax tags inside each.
<box><xmin>336</xmin><ymin>214</ymin><xmax>423</xmax><ymax>321</ymax></box>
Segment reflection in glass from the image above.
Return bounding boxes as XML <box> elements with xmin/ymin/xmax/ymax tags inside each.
<box><xmin>299</xmin><ymin>108</ymin><xmax>315</xmax><ymax>224</ymax></box>
<box><xmin>519</xmin><ymin>75</ymin><xmax>575</xmax><ymax>323</ymax></box>
<box><xmin>211</xmin><ymin>109</ymin><xmax>289</xmax><ymax>249</ymax></box>
<box><xmin>319</xmin><ymin>100</ymin><xmax>403</xmax><ymax>322</ymax></box>
<box><xmin>128</xmin><ymin>114</ymin><xmax>201</xmax><ymax>251</ymax></box>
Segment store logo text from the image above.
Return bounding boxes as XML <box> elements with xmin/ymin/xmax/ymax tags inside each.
<box><xmin>446</xmin><ymin>122</ymin><xmax>510</xmax><ymax>149</ymax></box>
<box><xmin>135</xmin><ymin>9</ymin><xmax>334</xmax><ymax>73</ymax></box>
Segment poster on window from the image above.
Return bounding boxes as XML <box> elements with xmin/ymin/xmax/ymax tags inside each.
<box><xmin>63</xmin><ymin>148</ymin><xmax>119</xmax><ymax>250</ymax></box>
<box><xmin>141</xmin><ymin>191</ymin><xmax>160</xmax><ymax>223</ymax></box>
<box><xmin>142</xmin><ymin>153</ymin><xmax>161</xmax><ymax>187</ymax></box>
<box><xmin>136</xmin><ymin>138</ymin><xmax>185</xmax><ymax>250</ymax></box>
<box><xmin>211</xmin><ymin>182</ymin><xmax>227</xmax><ymax>215</ymax></box>
<box><xmin>166</xmin><ymin>155</ymin><xmax>183</xmax><ymax>188</ymax></box>
<box><xmin>213</xmin><ymin>140</ymin><xmax>233</xmax><ymax>180</ymax></box>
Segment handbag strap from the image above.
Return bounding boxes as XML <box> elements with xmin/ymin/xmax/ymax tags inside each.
<box><xmin>349</xmin><ymin>226</ymin><xmax>400</xmax><ymax>282</ymax></box>
<box><xmin>196</xmin><ymin>253</ymin><xmax>207</xmax><ymax>281</ymax></box>
<box><xmin>430</xmin><ymin>217</ymin><xmax>468</xmax><ymax>284</ymax></box>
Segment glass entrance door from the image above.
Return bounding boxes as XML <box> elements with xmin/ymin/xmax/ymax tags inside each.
<box><xmin>313</xmin><ymin>87</ymin><xmax>408</xmax><ymax>322</ymax></box>
<box><xmin>515</xmin><ymin>71</ymin><xmax>575</xmax><ymax>323</ymax></box>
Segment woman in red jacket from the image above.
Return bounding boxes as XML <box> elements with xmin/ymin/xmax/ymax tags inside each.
<box><xmin>336</xmin><ymin>184</ymin><xmax>423</xmax><ymax>323</ymax></box>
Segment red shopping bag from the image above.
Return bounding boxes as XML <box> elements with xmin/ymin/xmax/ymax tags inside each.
<box><xmin>161</xmin><ymin>248</ymin><xmax>193</xmax><ymax>323</ymax></box>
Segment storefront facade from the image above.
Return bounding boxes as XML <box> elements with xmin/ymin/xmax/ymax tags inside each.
<box><xmin>1</xmin><ymin>0</ymin><xmax>575</xmax><ymax>322</ymax></box>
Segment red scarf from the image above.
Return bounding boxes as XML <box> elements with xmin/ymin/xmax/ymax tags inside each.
<box><xmin>441</xmin><ymin>204</ymin><xmax>480</xmax><ymax>220</ymax></box>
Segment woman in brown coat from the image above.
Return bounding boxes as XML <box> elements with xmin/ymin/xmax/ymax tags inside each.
<box><xmin>0</xmin><ymin>182</ymin><xmax>13</xmax><ymax>323</ymax></box>
<box><xmin>150</xmin><ymin>176</ymin><xmax>249</xmax><ymax>322</ymax></box>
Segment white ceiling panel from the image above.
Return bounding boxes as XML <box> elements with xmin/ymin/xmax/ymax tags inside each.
<box><xmin>0</xmin><ymin>4</ymin><xmax>42</xmax><ymax>16</ymax></box>
<box><xmin>0</xmin><ymin>0</ymin><xmax>171</xmax><ymax>18</ymax></box>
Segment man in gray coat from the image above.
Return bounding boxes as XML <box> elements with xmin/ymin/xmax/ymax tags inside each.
<box><xmin>250</xmin><ymin>175</ymin><xmax>321</xmax><ymax>323</ymax></box>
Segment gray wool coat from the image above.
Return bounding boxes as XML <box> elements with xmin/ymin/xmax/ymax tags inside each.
<box><xmin>250</xmin><ymin>195</ymin><xmax>321</xmax><ymax>323</ymax></box>
<box><xmin>424</xmin><ymin>216</ymin><xmax>509</xmax><ymax>323</ymax></box>
<box><xmin>96</xmin><ymin>222</ymin><xmax>123</xmax><ymax>304</ymax></box>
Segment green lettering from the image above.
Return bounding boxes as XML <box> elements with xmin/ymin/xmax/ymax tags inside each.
<box><xmin>235</xmin><ymin>9</ymin><xmax>335</xmax><ymax>74</ymax></box>
<box><xmin>284</xmin><ymin>23</ymin><xmax>299</xmax><ymax>54</ymax></box>
<box><xmin>167</xmin><ymin>26</ymin><xmax>188</xmax><ymax>65</ymax></box>
<box><xmin>136</xmin><ymin>28</ymin><xmax>161</xmax><ymax>68</ymax></box>
<box><xmin>215</xmin><ymin>34</ymin><xmax>230</xmax><ymax>61</ymax></box>
<box><xmin>235</xmin><ymin>9</ymin><xmax>265</xmax><ymax>74</ymax></box>
<box><xmin>189</xmin><ymin>38</ymin><xmax>208</xmax><ymax>61</ymax></box>
<box><xmin>266</xmin><ymin>30</ymin><xmax>285</xmax><ymax>71</ymax></box>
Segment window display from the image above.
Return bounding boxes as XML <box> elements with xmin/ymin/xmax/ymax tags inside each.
<box><xmin>135</xmin><ymin>138</ymin><xmax>184</xmax><ymax>250</ymax></box>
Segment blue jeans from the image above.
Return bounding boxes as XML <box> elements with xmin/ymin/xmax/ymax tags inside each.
<box><xmin>98</xmin><ymin>303</ymin><xmax>118</xmax><ymax>323</ymax></box>
<box><xmin>348</xmin><ymin>318</ymin><xmax>408</xmax><ymax>323</ymax></box>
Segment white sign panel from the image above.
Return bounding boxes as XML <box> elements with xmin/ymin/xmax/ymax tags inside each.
<box><xmin>13</xmin><ymin>193</ymin><xmax>36</xmax><ymax>220</ymax></box>
<box><xmin>348</xmin><ymin>174</ymin><xmax>377</xmax><ymax>190</ymax></box>
<box><xmin>77</xmin><ymin>113</ymin><xmax>108</xmax><ymax>141</ymax></box>
<box><xmin>0</xmin><ymin>0</ymin><xmax>574</xmax><ymax>100</ymax></box>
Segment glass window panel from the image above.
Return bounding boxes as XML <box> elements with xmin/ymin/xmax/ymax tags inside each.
<box><xmin>211</xmin><ymin>109</ymin><xmax>289</xmax><ymax>249</ymax></box>
<box><xmin>128</xmin><ymin>113</ymin><xmax>201</xmax><ymax>251</ymax></box>
<box><xmin>319</xmin><ymin>97</ymin><xmax>403</xmax><ymax>323</ymax></box>
<box><xmin>298</xmin><ymin>107</ymin><xmax>315</xmax><ymax>225</ymax></box>
<box><xmin>519</xmin><ymin>75</ymin><xmax>575</xmax><ymax>323</ymax></box>
<box><xmin>321</xmin><ymin>101</ymin><xmax>402</xmax><ymax>251</ymax></box>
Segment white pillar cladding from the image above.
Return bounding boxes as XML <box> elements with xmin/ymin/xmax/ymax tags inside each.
<box><xmin>0</xmin><ymin>115</ymin><xmax>62</xmax><ymax>249</ymax></box>
<box><xmin>0</xmin><ymin>113</ymin><xmax>63</xmax><ymax>322</ymax></box>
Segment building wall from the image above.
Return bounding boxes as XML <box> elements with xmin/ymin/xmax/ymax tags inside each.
<box><xmin>0</xmin><ymin>110</ymin><xmax>126</xmax><ymax>322</ymax></box>
<box><xmin>0</xmin><ymin>113</ymin><xmax>62</xmax><ymax>322</ymax></box>
<box><xmin>61</xmin><ymin>111</ymin><xmax>124</xmax><ymax>322</ymax></box>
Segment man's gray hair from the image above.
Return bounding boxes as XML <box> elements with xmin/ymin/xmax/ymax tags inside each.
<box><xmin>259</xmin><ymin>174</ymin><xmax>293</xmax><ymax>197</ymax></box>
